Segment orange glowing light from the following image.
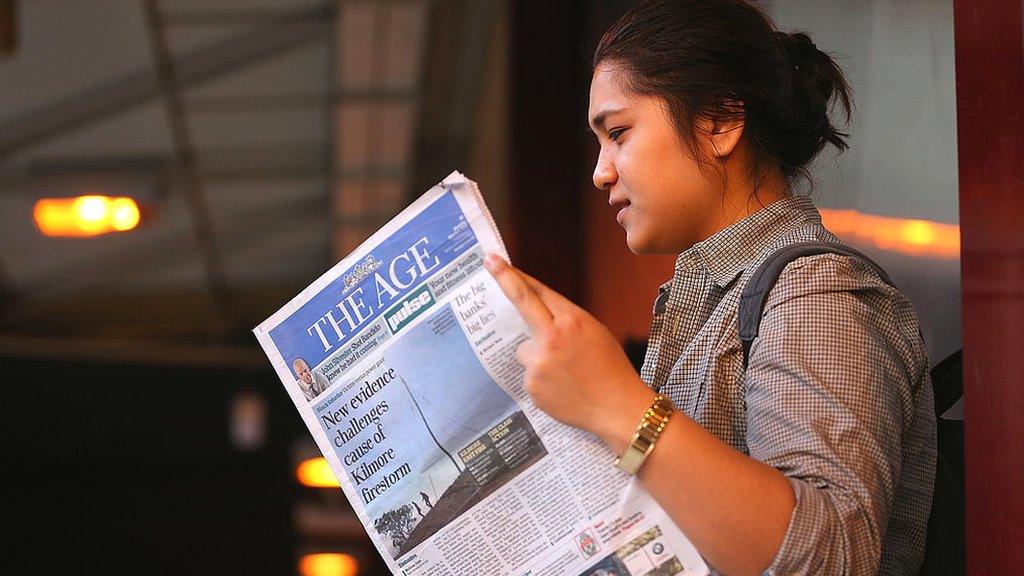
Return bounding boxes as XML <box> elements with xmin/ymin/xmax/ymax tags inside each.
<box><xmin>819</xmin><ymin>209</ymin><xmax>959</xmax><ymax>259</ymax></box>
<box><xmin>110</xmin><ymin>197</ymin><xmax>142</xmax><ymax>231</ymax></box>
<box><xmin>33</xmin><ymin>195</ymin><xmax>142</xmax><ymax>237</ymax></box>
<box><xmin>296</xmin><ymin>457</ymin><xmax>340</xmax><ymax>488</ymax></box>
<box><xmin>299</xmin><ymin>553</ymin><xmax>359</xmax><ymax>576</ymax></box>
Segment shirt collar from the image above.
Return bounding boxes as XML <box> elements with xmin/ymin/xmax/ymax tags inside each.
<box><xmin>673</xmin><ymin>195</ymin><xmax>823</xmax><ymax>288</ymax></box>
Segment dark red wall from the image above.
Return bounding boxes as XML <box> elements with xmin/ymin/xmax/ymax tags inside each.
<box><xmin>955</xmin><ymin>0</ymin><xmax>1024</xmax><ymax>572</ymax></box>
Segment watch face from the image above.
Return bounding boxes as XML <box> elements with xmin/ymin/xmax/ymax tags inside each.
<box><xmin>616</xmin><ymin>449</ymin><xmax>643</xmax><ymax>474</ymax></box>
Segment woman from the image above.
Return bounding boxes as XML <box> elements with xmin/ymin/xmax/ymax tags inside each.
<box><xmin>484</xmin><ymin>1</ymin><xmax>936</xmax><ymax>575</ymax></box>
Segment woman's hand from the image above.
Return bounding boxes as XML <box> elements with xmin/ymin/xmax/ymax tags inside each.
<box><xmin>484</xmin><ymin>254</ymin><xmax>651</xmax><ymax>442</ymax></box>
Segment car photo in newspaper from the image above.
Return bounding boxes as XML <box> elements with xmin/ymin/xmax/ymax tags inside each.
<box><xmin>254</xmin><ymin>171</ymin><xmax>708</xmax><ymax>576</ymax></box>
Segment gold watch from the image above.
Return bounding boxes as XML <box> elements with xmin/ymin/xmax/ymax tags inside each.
<box><xmin>614</xmin><ymin>394</ymin><xmax>674</xmax><ymax>475</ymax></box>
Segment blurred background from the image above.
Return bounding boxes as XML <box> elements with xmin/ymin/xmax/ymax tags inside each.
<box><xmin>1</xmin><ymin>1</ymin><xmax>961</xmax><ymax>574</ymax></box>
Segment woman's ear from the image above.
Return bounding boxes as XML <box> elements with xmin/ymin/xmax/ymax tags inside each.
<box><xmin>696</xmin><ymin>107</ymin><xmax>745</xmax><ymax>159</ymax></box>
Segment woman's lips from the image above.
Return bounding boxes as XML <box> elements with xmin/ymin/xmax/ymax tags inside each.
<box><xmin>612</xmin><ymin>200</ymin><xmax>631</xmax><ymax>225</ymax></box>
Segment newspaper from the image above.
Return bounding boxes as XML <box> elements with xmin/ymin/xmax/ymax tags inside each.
<box><xmin>254</xmin><ymin>171</ymin><xmax>709</xmax><ymax>576</ymax></box>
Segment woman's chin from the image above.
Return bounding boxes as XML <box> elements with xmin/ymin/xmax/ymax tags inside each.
<box><xmin>624</xmin><ymin>231</ymin><xmax>653</xmax><ymax>255</ymax></box>
<box><xmin>625</xmin><ymin>230</ymin><xmax>683</xmax><ymax>255</ymax></box>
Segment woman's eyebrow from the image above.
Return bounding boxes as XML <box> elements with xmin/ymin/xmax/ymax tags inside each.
<box><xmin>589</xmin><ymin>106</ymin><xmax>627</xmax><ymax>132</ymax></box>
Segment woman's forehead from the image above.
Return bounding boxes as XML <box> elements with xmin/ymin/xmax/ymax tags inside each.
<box><xmin>589</xmin><ymin>65</ymin><xmax>632</xmax><ymax>119</ymax></box>
<box><xmin>591</xmin><ymin>62</ymin><xmax>632</xmax><ymax>95</ymax></box>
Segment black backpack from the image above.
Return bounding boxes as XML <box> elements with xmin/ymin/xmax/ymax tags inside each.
<box><xmin>920</xmin><ymin>349</ymin><xmax>965</xmax><ymax>576</ymax></box>
<box><xmin>738</xmin><ymin>241</ymin><xmax>964</xmax><ymax>575</ymax></box>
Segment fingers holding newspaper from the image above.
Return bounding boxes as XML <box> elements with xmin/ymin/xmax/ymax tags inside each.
<box><xmin>483</xmin><ymin>253</ymin><xmax>651</xmax><ymax>448</ymax></box>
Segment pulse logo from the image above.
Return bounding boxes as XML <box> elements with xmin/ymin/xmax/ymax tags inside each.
<box><xmin>384</xmin><ymin>285</ymin><xmax>435</xmax><ymax>334</ymax></box>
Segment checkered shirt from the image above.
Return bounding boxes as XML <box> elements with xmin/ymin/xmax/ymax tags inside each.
<box><xmin>640</xmin><ymin>196</ymin><xmax>936</xmax><ymax>575</ymax></box>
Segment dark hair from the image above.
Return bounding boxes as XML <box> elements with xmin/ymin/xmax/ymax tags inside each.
<box><xmin>594</xmin><ymin>0</ymin><xmax>852</xmax><ymax>187</ymax></box>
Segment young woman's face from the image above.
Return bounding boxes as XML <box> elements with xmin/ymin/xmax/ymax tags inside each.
<box><xmin>589</xmin><ymin>63</ymin><xmax>724</xmax><ymax>254</ymax></box>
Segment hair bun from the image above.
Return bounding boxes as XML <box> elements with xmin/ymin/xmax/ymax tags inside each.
<box><xmin>779</xmin><ymin>31</ymin><xmax>818</xmax><ymax>64</ymax></box>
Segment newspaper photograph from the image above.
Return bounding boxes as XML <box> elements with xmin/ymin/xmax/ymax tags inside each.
<box><xmin>254</xmin><ymin>171</ymin><xmax>709</xmax><ymax>576</ymax></box>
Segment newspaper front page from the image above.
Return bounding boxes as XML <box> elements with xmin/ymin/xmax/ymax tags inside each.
<box><xmin>254</xmin><ymin>171</ymin><xmax>709</xmax><ymax>576</ymax></box>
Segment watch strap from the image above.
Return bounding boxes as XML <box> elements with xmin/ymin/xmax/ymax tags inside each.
<box><xmin>614</xmin><ymin>394</ymin><xmax>673</xmax><ymax>474</ymax></box>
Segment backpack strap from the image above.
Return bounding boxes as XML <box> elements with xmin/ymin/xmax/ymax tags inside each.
<box><xmin>739</xmin><ymin>241</ymin><xmax>896</xmax><ymax>368</ymax></box>
<box><xmin>930</xmin><ymin>349</ymin><xmax>964</xmax><ymax>417</ymax></box>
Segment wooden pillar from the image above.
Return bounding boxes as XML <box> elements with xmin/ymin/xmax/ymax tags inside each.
<box><xmin>954</xmin><ymin>0</ymin><xmax>1024</xmax><ymax>572</ymax></box>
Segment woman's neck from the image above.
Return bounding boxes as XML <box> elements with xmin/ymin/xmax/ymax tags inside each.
<box><xmin>700</xmin><ymin>154</ymin><xmax>790</xmax><ymax>246</ymax></box>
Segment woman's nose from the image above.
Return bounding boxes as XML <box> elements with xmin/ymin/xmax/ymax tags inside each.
<box><xmin>592</xmin><ymin>150</ymin><xmax>617</xmax><ymax>190</ymax></box>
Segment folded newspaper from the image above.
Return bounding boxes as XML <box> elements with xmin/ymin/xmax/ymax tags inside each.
<box><xmin>254</xmin><ymin>171</ymin><xmax>709</xmax><ymax>576</ymax></box>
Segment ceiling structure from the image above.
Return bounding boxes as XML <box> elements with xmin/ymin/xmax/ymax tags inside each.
<box><xmin>0</xmin><ymin>0</ymin><xmax>503</xmax><ymax>360</ymax></box>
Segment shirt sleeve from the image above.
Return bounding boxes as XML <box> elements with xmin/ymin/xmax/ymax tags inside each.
<box><xmin>315</xmin><ymin>371</ymin><xmax>331</xmax><ymax>395</ymax></box>
<box><xmin>741</xmin><ymin>255</ymin><xmax>921</xmax><ymax>575</ymax></box>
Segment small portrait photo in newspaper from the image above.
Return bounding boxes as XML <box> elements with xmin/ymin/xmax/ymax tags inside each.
<box><xmin>292</xmin><ymin>356</ymin><xmax>329</xmax><ymax>402</ymax></box>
